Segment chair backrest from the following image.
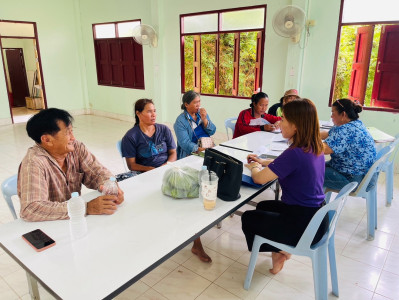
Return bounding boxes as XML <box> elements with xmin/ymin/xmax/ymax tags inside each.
<box><xmin>388</xmin><ymin>133</ymin><xmax>399</xmax><ymax>164</ymax></box>
<box><xmin>116</xmin><ymin>140</ymin><xmax>128</xmax><ymax>172</ymax></box>
<box><xmin>354</xmin><ymin>145</ymin><xmax>393</xmax><ymax>196</ymax></box>
<box><xmin>296</xmin><ymin>182</ymin><xmax>357</xmax><ymax>250</ymax></box>
<box><xmin>225</xmin><ymin>117</ymin><xmax>237</xmax><ymax>140</ymax></box>
<box><xmin>1</xmin><ymin>174</ymin><xmax>18</xmax><ymax>220</ymax></box>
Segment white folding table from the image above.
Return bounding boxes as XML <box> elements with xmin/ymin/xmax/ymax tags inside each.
<box><xmin>0</xmin><ymin>154</ymin><xmax>275</xmax><ymax>300</ymax></box>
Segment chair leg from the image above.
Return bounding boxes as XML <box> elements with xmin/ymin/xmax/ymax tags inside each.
<box><xmin>244</xmin><ymin>236</ymin><xmax>262</xmax><ymax>290</ymax></box>
<box><xmin>328</xmin><ymin>236</ymin><xmax>339</xmax><ymax>297</ymax></box>
<box><xmin>216</xmin><ymin>222</ymin><xmax>222</xmax><ymax>229</ymax></box>
<box><xmin>386</xmin><ymin>163</ymin><xmax>394</xmax><ymax>207</ymax></box>
<box><xmin>366</xmin><ymin>192</ymin><xmax>375</xmax><ymax>241</ymax></box>
<box><xmin>374</xmin><ymin>188</ymin><xmax>378</xmax><ymax>230</ymax></box>
<box><xmin>312</xmin><ymin>249</ymin><xmax>328</xmax><ymax>300</ymax></box>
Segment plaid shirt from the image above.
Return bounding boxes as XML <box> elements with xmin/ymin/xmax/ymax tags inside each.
<box><xmin>18</xmin><ymin>140</ymin><xmax>113</xmax><ymax>221</ymax></box>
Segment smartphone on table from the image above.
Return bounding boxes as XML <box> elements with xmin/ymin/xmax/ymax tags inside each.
<box><xmin>22</xmin><ymin>229</ymin><xmax>56</xmax><ymax>252</ymax></box>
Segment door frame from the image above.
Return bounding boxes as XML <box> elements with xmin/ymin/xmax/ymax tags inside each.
<box><xmin>0</xmin><ymin>20</ymin><xmax>47</xmax><ymax>124</ymax></box>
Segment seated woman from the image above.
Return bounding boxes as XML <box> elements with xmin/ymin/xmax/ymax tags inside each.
<box><xmin>173</xmin><ymin>90</ymin><xmax>216</xmax><ymax>263</ymax></box>
<box><xmin>242</xmin><ymin>98</ymin><xmax>328</xmax><ymax>274</ymax></box>
<box><xmin>268</xmin><ymin>89</ymin><xmax>300</xmax><ymax>117</ymax></box>
<box><xmin>121</xmin><ymin>99</ymin><xmax>177</xmax><ymax>172</ymax></box>
<box><xmin>174</xmin><ymin>90</ymin><xmax>216</xmax><ymax>159</ymax></box>
<box><xmin>321</xmin><ymin>98</ymin><xmax>376</xmax><ymax>190</ymax></box>
<box><xmin>233</xmin><ymin>92</ymin><xmax>281</xmax><ymax>139</ymax></box>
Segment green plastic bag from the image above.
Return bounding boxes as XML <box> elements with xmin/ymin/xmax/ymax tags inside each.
<box><xmin>161</xmin><ymin>166</ymin><xmax>199</xmax><ymax>199</ymax></box>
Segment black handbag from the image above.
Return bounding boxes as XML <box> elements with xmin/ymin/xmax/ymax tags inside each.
<box><xmin>203</xmin><ymin>148</ymin><xmax>243</xmax><ymax>201</ymax></box>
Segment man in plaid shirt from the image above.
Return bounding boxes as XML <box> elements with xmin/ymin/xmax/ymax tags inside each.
<box><xmin>18</xmin><ymin>108</ymin><xmax>124</xmax><ymax>221</ymax></box>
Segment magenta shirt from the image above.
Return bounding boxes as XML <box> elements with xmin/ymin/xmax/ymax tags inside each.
<box><xmin>268</xmin><ymin>147</ymin><xmax>325</xmax><ymax>207</ymax></box>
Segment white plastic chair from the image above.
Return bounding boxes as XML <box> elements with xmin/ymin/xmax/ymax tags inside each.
<box><xmin>325</xmin><ymin>146</ymin><xmax>393</xmax><ymax>240</ymax></box>
<box><xmin>1</xmin><ymin>174</ymin><xmax>40</xmax><ymax>299</ymax></box>
<box><xmin>225</xmin><ymin>117</ymin><xmax>237</xmax><ymax>140</ymax></box>
<box><xmin>381</xmin><ymin>134</ymin><xmax>399</xmax><ymax>206</ymax></box>
<box><xmin>244</xmin><ymin>182</ymin><xmax>358</xmax><ymax>300</ymax></box>
<box><xmin>116</xmin><ymin>140</ymin><xmax>128</xmax><ymax>172</ymax></box>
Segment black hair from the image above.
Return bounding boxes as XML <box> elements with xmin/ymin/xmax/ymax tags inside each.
<box><xmin>332</xmin><ymin>98</ymin><xmax>363</xmax><ymax>121</ymax></box>
<box><xmin>181</xmin><ymin>90</ymin><xmax>200</xmax><ymax>110</ymax></box>
<box><xmin>26</xmin><ymin>108</ymin><xmax>74</xmax><ymax>144</ymax></box>
<box><xmin>134</xmin><ymin>98</ymin><xmax>154</xmax><ymax>125</ymax></box>
<box><xmin>250</xmin><ymin>92</ymin><xmax>269</xmax><ymax>108</ymax></box>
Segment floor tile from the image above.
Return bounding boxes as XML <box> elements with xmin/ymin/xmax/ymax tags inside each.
<box><xmin>196</xmin><ymin>283</ymin><xmax>240</xmax><ymax>300</ymax></box>
<box><xmin>214</xmin><ymin>262</ymin><xmax>270</xmax><ymax>299</ymax></box>
<box><xmin>207</xmin><ymin>231</ymin><xmax>248</xmax><ymax>261</ymax></box>
<box><xmin>2</xmin><ymin>269</ymin><xmax>28</xmax><ymax>297</ymax></box>
<box><xmin>375</xmin><ymin>271</ymin><xmax>399</xmax><ymax>300</ymax></box>
<box><xmin>0</xmin><ymin>277</ymin><xmax>19</xmax><ymax>299</ymax></box>
<box><xmin>141</xmin><ymin>259</ymin><xmax>179</xmax><ymax>287</ymax></box>
<box><xmin>114</xmin><ymin>281</ymin><xmax>150</xmax><ymax>300</ymax></box>
<box><xmin>255</xmin><ymin>279</ymin><xmax>313</xmax><ymax>300</ymax></box>
<box><xmin>183</xmin><ymin>247</ymin><xmax>235</xmax><ymax>282</ymax></box>
<box><xmin>0</xmin><ymin>253</ymin><xmax>22</xmax><ymax>277</ymax></box>
<box><xmin>153</xmin><ymin>266</ymin><xmax>211</xmax><ymax>300</ymax></box>
<box><xmin>342</xmin><ymin>239</ymin><xmax>388</xmax><ymax>269</ymax></box>
<box><xmin>136</xmin><ymin>288</ymin><xmax>168</xmax><ymax>300</ymax></box>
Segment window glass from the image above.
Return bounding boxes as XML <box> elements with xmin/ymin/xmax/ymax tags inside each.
<box><xmin>183</xmin><ymin>14</ymin><xmax>218</xmax><ymax>34</ymax></box>
<box><xmin>238</xmin><ymin>32</ymin><xmax>258</xmax><ymax>97</ymax></box>
<box><xmin>343</xmin><ymin>0</ymin><xmax>399</xmax><ymax>23</ymax></box>
<box><xmin>221</xmin><ymin>8</ymin><xmax>264</xmax><ymax>31</ymax></box>
<box><xmin>184</xmin><ymin>35</ymin><xmax>195</xmax><ymax>92</ymax></box>
<box><xmin>201</xmin><ymin>34</ymin><xmax>217</xmax><ymax>94</ymax></box>
<box><xmin>218</xmin><ymin>33</ymin><xmax>235</xmax><ymax>95</ymax></box>
<box><xmin>117</xmin><ymin>21</ymin><xmax>141</xmax><ymax>37</ymax></box>
<box><xmin>95</xmin><ymin>24</ymin><xmax>116</xmax><ymax>39</ymax></box>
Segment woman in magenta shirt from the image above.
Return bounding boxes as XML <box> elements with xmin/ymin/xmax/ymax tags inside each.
<box><xmin>242</xmin><ymin>98</ymin><xmax>327</xmax><ymax>275</ymax></box>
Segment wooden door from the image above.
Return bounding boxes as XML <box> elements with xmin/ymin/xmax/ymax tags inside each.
<box><xmin>5</xmin><ymin>49</ymin><xmax>30</xmax><ymax>107</ymax></box>
<box><xmin>371</xmin><ymin>25</ymin><xmax>399</xmax><ymax>109</ymax></box>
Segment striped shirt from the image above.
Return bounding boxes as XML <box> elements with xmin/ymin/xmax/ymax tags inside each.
<box><xmin>18</xmin><ymin>140</ymin><xmax>113</xmax><ymax>221</ymax></box>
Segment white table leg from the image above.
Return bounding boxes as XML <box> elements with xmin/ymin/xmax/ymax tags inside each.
<box><xmin>26</xmin><ymin>272</ymin><xmax>40</xmax><ymax>300</ymax></box>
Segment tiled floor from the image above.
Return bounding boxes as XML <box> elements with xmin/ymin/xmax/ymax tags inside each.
<box><xmin>0</xmin><ymin>115</ymin><xmax>398</xmax><ymax>300</ymax></box>
<box><xmin>11</xmin><ymin>107</ymin><xmax>41</xmax><ymax>124</ymax></box>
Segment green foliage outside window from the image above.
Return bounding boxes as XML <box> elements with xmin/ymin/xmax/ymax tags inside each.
<box><xmin>238</xmin><ymin>32</ymin><xmax>257</xmax><ymax>97</ymax></box>
<box><xmin>183</xmin><ymin>31</ymin><xmax>260</xmax><ymax>97</ymax></box>
<box><xmin>184</xmin><ymin>35</ymin><xmax>194</xmax><ymax>92</ymax></box>
<box><xmin>333</xmin><ymin>25</ymin><xmax>381</xmax><ymax>106</ymax></box>
<box><xmin>201</xmin><ymin>34</ymin><xmax>216</xmax><ymax>94</ymax></box>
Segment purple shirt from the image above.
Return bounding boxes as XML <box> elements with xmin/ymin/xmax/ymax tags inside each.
<box><xmin>121</xmin><ymin>124</ymin><xmax>176</xmax><ymax>168</ymax></box>
<box><xmin>268</xmin><ymin>147</ymin><xmax>325</xmax><ymax>207</ymax></box>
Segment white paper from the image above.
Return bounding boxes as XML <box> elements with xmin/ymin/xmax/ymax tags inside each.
<box><xmin>249</xmin><ymin>118</ymin><xmax>270</xmax><ymax>126</ymax></box>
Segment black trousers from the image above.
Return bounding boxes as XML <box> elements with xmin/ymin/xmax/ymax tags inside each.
<box><xmin>241</xmin><ymin>200</ymin><xmax>328</xmax><ymax>252</ymax></box>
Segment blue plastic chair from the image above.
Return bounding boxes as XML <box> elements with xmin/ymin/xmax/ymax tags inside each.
<box><xmin>244</xmin><ymin>182</ymin><xmax>358</xmax><ymax>300</ymax></box>
<box><xmin>325</xmin><ymin>146</ymin><xmax>393</xmax><ymax>240</ymax></box>
<box><xmin>116</xmin><ymin>140</ymin><xmax>128</xmax><ymax>172</ymax></box>
<box><xmin>381</xmin><ymin>134</ymin><xmax>399</xmax><ymax>206</ymax></box>
<box><xmin>224</xmin><ymin>117</ymin><xmax>237</xmax><ymax>140</ymax></box>
<box><xmin>1</xmin><ymin>174</ymin><xmax>40</xmax><ymax>298</ymax></box>
<box><xmin>1</xmin><ymin>174</ymin><xmax>18</xmax><ymax>220</ymax></box>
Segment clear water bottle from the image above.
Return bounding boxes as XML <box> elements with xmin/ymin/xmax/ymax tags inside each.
<box><xmin>67</xmin><ymin>192</ymin><xmax>87</xmax><ymax>240</ymax></box>
<box><xmin>102</xmin><ymin>177</ymin><xmax>118</xmax><ymax>196</ymax></box>
<box><xmin>198</xmin><ymin>165</ymin><xmax>208</xmax><ymax>198</ymax></box>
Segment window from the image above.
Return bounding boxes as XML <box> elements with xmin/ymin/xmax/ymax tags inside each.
<box><xmin>92</xmin><ymin>20</ymin><xmax>144</xmax><ymax>89</ymax></box>
<box><xmin>331</xmin><ymin>0</ymin><xmax>399</xmax><ymax>111</ymax></box>
<box><xmin>180</xmin><ymin>6</ymin><xmax>266</xmax><ymax>98</ymax></box>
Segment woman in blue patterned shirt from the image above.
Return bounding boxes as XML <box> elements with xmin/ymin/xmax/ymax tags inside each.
<box><xmin>321</xmin><ymin>98</ymin><xmax>376</xmax><ymax>190</ymax></box>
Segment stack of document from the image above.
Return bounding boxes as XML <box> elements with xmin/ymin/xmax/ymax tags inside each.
<box><xmin>320</xmin><ymin>120</ymin><xmax>334</xmax><ymax>130</ymax></box>
<box><xmin>367</xmin><ymin>127</ymin><xmax>395</xmax><ymax>143</ymax></box>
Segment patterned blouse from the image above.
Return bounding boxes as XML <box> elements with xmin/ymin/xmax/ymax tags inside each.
<box><xmin>325</xmin><ymin>120</ymin><xmax>376</xmax><ymax>175</ymax></box>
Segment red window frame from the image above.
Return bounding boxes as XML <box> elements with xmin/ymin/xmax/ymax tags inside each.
<box><xmin>92</xmin><ymin>20</ymin><xmax>145</xmax><ymax>90</ymax></box>
<box><xmin>330</xmin><ymin>0</ymin><xmax>399</xmax><ymax>112</ymax></box>
<box><xmin>180</xmin><ymin>5</ymin><xmax>267</xmax><ymax>99</ymax></box>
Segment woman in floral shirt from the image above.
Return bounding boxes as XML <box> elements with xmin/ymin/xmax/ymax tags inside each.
<box><xmin>321</xmin><ymin>98</ymin><xmax>376</xmax><ymax>190</ymax></box>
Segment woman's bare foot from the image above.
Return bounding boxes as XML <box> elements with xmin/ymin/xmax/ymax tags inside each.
<box><xmin>269</xmin><ymin>251</ymin><xmax>291</xmax><ymax>274</ymax></box>
<box><xmin>192</xmin><ymin>237</ymin><xmax>212</xmax><ymax>263</ymax></box>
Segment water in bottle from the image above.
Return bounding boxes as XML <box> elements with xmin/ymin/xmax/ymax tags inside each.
<box><xmin>67</xmin><ymin>192</ymin><xmax>87</xmax><ymax>240</ymax></box>
<box><xmin>102</xmin><ymin>176</ymin><xmax>118</xmax><ymax>196</ymax></box>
